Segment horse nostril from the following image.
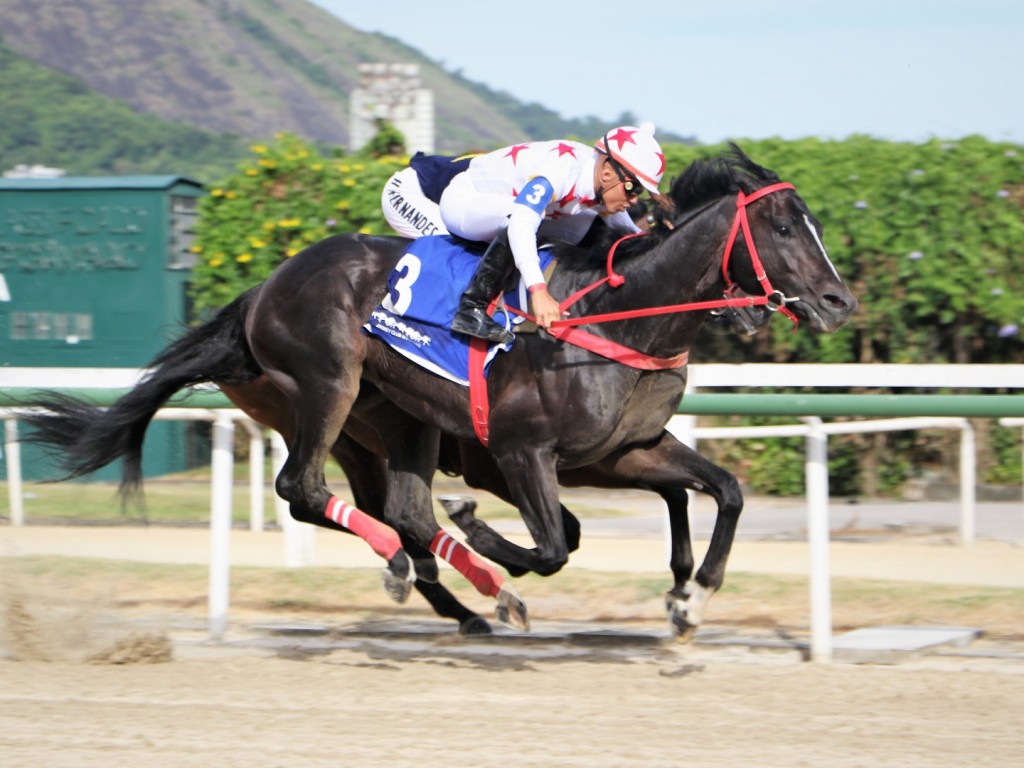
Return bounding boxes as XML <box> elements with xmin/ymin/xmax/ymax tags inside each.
<box><xmin>824</xmin><ymin>293</ymin><xmax>857</xmax><ymax>314</ymax></box>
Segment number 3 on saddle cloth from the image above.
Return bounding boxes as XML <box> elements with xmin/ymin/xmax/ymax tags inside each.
<box><xmin>362</xmin><ymin>235</ymin><xmax>555</xmax><ymax>385</ymax></box>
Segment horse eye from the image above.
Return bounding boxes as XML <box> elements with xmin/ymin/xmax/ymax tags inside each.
<box><xmin>775</xmin><ymin>224</ymin><xmax>791</xmax><ymax>237</ymax></box>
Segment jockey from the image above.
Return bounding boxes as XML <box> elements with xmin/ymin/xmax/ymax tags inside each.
<box><xmin>380</xmin><ymin>123</ymin><xmax>666</xmax><ymax>344</ymax></box>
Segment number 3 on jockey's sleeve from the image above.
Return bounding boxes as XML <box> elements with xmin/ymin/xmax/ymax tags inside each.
<box><xmin>514</xmin><ymin>177</ymin><xmax>555</xmax><ymax>215</ymax></box>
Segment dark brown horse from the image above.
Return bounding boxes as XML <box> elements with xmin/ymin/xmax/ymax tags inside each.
<box><xmin>21</xmin><ymin>146</ymin><xmax>856</xmax><ymax>637</ymax></box>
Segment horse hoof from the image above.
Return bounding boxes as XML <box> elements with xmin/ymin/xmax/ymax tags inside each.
<box><xmin>459</xmin><ymin>616</ymin><xmax>494</xmax><ymax>636</ymax></box>
<box><xmin>664</xmin><ymin>581</ymin><xmax>715</xmax><ymax>641</ymax></box>
<box><xmin>381</xmin><ymin>552</ymin><xmax>416</xmax><ymax>604</ymax></box>
<box><xmin>666</xmin><ymin>605</ymin><xmax>699</xmax><ymax>643</ymax></box>
<box><xmin>437</xmin><ymin>494</ymin><xmax>477</xmax><ymax>530</ymax></box>
<box><xmin>495</xmin><ymin>583</ymin><xmax>530</xmax><ymax>632</ymax></box>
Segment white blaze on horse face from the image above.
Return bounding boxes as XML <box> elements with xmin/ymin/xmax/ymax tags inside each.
<box><xmin>803</xmin><ymin>214</ymin><xmax>843</xmax><ymax>283</ymax></box>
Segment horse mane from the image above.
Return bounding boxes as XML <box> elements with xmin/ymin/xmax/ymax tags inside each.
<box><xmin>668</xmin><ymin>142</ymin><xmax>781</xmax><ymax>214</ymax></box>
<box><xmin>565</xmin><ymin>143</ymin><xmax>781</xmax><ymax>273</ymax></box>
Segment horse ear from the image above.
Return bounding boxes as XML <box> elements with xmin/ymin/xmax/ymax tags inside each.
<box><xmin>727</xmin><ymin>142</ymin><xmax>781</xmax><ymax>185</ymax></box>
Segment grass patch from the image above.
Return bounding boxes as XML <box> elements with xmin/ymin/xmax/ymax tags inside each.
<box><xmin>4</xmin><ymin>555</ymin><xmax>1023</xmax><ymax>640</ymax></box>
<box><xmin>0</xmin><ymin>468</ymin><xmax>628</xmax><ymax>526</ymax></box>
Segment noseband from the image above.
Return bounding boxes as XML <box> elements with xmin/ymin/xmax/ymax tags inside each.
<box><xmin>720</xmin><ymin>182</ymin><xmax>800</xmax><ymax>322</ymax></box>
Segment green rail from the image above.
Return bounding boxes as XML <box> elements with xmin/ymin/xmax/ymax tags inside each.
<box><xmin>1</xmin><ymin>388</ymin><xmax>1022</xmax><ymax>418</ymax></box>
<box><xmin>0</xmin><ymin>387</ymin><xmax>232</xmax><ymax>409</ymax></box>
<box><xmin>675</xmin><ymin>393</ymin><xmax>1024</xmax><ymax>418</ymax></box>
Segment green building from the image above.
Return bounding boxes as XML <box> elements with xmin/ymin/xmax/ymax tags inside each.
<box><xmin>0</xmin><ymin>175</ymin><xmax>207</xmax><ymax>480</ymax></box>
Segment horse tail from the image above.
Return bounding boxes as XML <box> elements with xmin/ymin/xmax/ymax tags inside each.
<box><xmin>20</xmin><ymin>287</ymin><xmax>263</xmax><ymax>499</ymax></box>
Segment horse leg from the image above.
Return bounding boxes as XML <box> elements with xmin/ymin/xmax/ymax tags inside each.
<box><xmin>581</xmin><ymin>432</ymin><xmax>744</xmax><ymax>640</ymax></box>
<box><xmin>334</xmin><ymin>431</ymin><xmax>492</xmax><ymax>636</ymax></box>
<box><xmin>441</xmin><ymin>440</ymin><xmax>581</xmax><ymax>577</ymax></box>
<box><xmin>439</xmin><ymin>446</ymin><xmax>569</xmax><ymax>578</ymax></box>
<box><xmin>258</xmin><ymin>362</ymin><xmax>415</xmax><ymax>602</ymax></box>
<box><xmin>374</xmin><ymin>409</ymin><xmax>528</xmax><ymax>630</ymax></box>
<box><xmin>222</xmin><ymin>378</ymin><xmax>491</xmax><ymax>634</ymax></box>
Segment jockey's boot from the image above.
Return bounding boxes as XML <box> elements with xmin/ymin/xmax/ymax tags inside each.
<box><xmin>450</xmin><ymin>234</ymin><xmax>516</xmax><ymax>344</ymax></box>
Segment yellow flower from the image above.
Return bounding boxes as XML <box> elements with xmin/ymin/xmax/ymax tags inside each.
<box><xmin>342</xmin><ymin>178</ymin><xmax>356</xmax><ymax>187</ymax></box>
<box><xmin>358</xmin><ymin>226</ymin><xmax>373</xmax><ymax>235</ymax></box>
<box><xmin>258</xmin><ymin>158</ymin><xmax>277</xmax><ymax>169</ymax></box>
<box><xmin>278</xmin><ymin>218</ymin><xmax>301</xmax><ymax>228</ymax></box>
<box><xmin>286</xmin><ymin>247</ymin><xmax>300</xmax><ymax>257</ymax></box>
<box><xmin>189</xmin><ymin>244</ymin><xmax>203</xmax><ymax>253</ymax></box>
<box><xmin>247</xmin><ymin>237</ymin><xmax>266</xmax><ymax>248</ymax></box>
<box><xmin>337</xmin><ymin>164</ymin><xmax>351</xmax><ymax>173</ymax></box>
<box><xmin>225</xmin><ymin>191</ymin><xmax>237</xmax><ymax>199</ymax></box>
<box><xmin>236</xmin><ymin>253</ymin><xmax>253</xmax><ymax>263</ymax></box>
<box><xmin>209</xmin><ymin>257</ymin><xmax>223</xmax><ymax>268</ymax></box>
<box><xmin>211</xmin><ymin>188</ymin><xmax>224</xmax><ymax>197</ymax></box>
<box><xmin>250</xmin><ymin>144</ymin><xmax>268</xmax><ymax>154</ymax></box>
<box><xmin>311</xmin><ymin>163</ymin><xmax>323</xmax><ymax>171</ymax></box>
<box><xmin>352</xmin><ymin>163</ymin><xmax>365</xmax><ymax>172</ymax></box>
<box><xmin>335</xmin><ymin>200</ymin><xmax>351</xmax><ymax>210</ymax></box>
<box><xmin>262</xmin><ymin>220</ymin><xmax>277</xmax><ymax>232</ymax></box>
<box><xmin>245</xmin><ymin>168</ymin><xmax>258</xmax><ymax>177</ymax></box>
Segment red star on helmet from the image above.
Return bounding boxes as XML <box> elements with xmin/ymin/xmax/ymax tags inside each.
<box><xmin>607</xmin><ymin>128</ymin><xmax>638</xmax><ymax>150</ymax></box>
<box><xmin>552</xmin><ymin>142</ymin><xmax>577</xmax><ymax>158</ymax></box>
<box><xmin>656</xmin><ymin>152</ymin><xmax>666</xmax><ymax>176</ymax></box>
<box><xmin>504</xmin><ymin>143</ymin><xmax>530</xmax><ymax>164</ymax></box>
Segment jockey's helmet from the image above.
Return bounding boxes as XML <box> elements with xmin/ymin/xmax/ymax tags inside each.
<box><xmin>595</xmin><ymin>122</ymin><xmax>665</xmax><ymax>195</ymax></box>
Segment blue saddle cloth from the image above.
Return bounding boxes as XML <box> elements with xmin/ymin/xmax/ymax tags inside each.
<box><xmin>363</xmin><ymin>235</ymin><xmax>553</xmax><ymax>386</ymax></box>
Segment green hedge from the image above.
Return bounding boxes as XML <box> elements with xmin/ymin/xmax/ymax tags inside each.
<box><xmin>190</xmin><ymin>133</ymin><xmax>1024</xmax><ymax>495</ymax></box>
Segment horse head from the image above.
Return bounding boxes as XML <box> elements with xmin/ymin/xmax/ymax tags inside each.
<box><xmin>668</xmin><ymin>145</ymin><xmax>857</xmax><ymax>333</ymax></box>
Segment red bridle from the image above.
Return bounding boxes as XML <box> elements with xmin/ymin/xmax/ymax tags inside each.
<box><xmin>470</xmin><ymin>182</ymin><xmax>802</xmax><ymax>444</ymax></box>
<box><xmin>511</xmin><ymin>181</ymin><xmax>801</xmax><ymax>345</ymax></box>
<box><xmin>719</xmin><ymin>181</ymin><xmax>800</xmax><ymax>324</ymax></box>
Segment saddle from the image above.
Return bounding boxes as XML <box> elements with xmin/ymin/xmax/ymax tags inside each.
<box><xmin>362</xmin><ymin>235</ymin><xmax>555</xmax><ymax>384</ymax></box>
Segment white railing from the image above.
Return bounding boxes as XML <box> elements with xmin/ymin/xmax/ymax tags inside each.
<box><xmin>3</xmin><ymin>365</ymin><xmax>1022</xmax><ymax>659</ymax></box>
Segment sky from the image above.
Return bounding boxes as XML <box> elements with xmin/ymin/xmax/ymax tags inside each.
<box><xmin>308</xmin><ymin>0</ymin><xmax>1023</xmax><ymax>145</ymax></box>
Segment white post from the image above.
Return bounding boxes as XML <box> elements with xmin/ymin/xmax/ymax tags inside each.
<box><xmin>959</xmin><ymin>421</ymin><xmax>976</xmax><ymax>547</ymax></box>
<box><xmin>208</xmin><ymin>412</ymin><xmax>234</xmax><ymax>640</ymax></box>
<box><xmin>803</xmin><ymin>416</ymin><xmax>833</xmax><ymax>663</ymax></box>
<box><xmin>243</xmin><ymin>420</ymin><xmax>265</xmax><ymax>533</ymax></box>
<box><xmin>4</xmin><ymin>420</ymin><xmax>23</xmax><ymax>526</ymax></box>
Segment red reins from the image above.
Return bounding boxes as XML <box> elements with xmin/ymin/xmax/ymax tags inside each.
<box><xmin>470</xmin><ymin>182</ymin><xmax>800</xmax><ymax>445</ymax></box>
<box><xmin>511</xmin><ymin>181</ymin><xmax>800</xmax><ymax>350</ymax></box>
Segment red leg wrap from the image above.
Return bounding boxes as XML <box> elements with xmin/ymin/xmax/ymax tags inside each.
<box><xmin>324</xmin><ymin>497</ymin><xmax>402</xmax><ymax>561</ymax></box>
<box><xmin>430</xmin><ymin>530</ymin><xmax>504</xmax><ymax>598</ymax></box>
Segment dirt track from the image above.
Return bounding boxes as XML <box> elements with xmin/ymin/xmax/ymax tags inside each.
<box><xmin>3</xmin><ymin>518</ymin><xmax>1024</xmax><ymax>766</ymax></box>
<box><xmin>3</xmin><ymin>642</ymin><xmax>1023</xmax><ymax>768</ymax></box>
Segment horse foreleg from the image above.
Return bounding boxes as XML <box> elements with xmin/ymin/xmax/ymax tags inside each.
<box><xmin>440</xmin><ymin>447</ymin><xmax>570</xmax><ymax>579</ymax></box>
<box><xmin>587</xmin><ymin>433</ymin><xmax>743</xmax><ymax>640</ymax></box>
<box><xmin>457</xmin><ymin>440</ymin><xmax>582</xmax><ymax>558</ymax></box>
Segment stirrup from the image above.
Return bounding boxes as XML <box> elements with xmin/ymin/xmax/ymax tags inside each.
<box><xmin>451</xmin><ymin>307</ymin><xmax>515</xmax><ymax>344</ymax></box>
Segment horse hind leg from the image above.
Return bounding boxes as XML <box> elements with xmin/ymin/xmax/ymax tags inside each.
<box><xmin>378</xmin><ymin>415</ymin><xmax>528</xmax><ymax>631</ymax></box>
<box><xmin>335</xmin><ymin>432</ymin><xmax>492</xmax><ymax>635</ymax></box>
<box><xmin>268</xmin><ymin>372</ymin><xmax>415</xmax><ymax>600</ymax></box>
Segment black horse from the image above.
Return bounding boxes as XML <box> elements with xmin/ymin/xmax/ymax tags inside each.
<box><xmin>22</xmin><ymin>146</ymin><xmax>856</xmax><ymax>636</ymax></box>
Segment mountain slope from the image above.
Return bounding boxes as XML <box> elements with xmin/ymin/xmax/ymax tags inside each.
<box><xmin>0</xmin><ymin>0</ymin><xmax>528</xmax><ymax>151</ymax></box>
